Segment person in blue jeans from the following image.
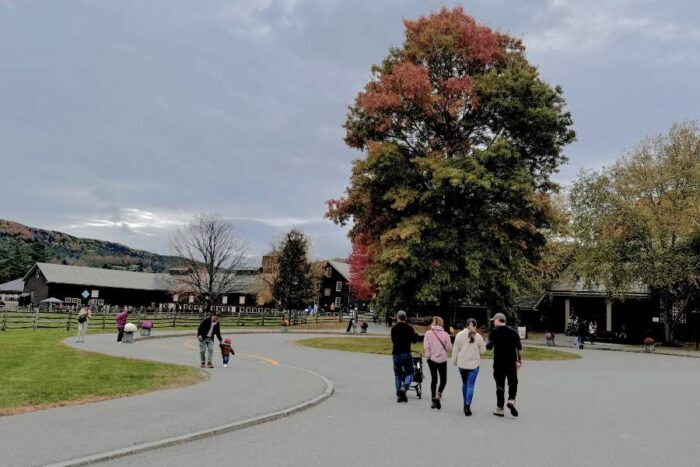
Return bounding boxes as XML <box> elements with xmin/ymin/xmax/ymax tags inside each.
<box><xmin>391</xmin><ymin>310</ymin><xmax>418</xmax><ymax>403</ymax></box>
<box><xmin>452</xmin><ymin>318</ymin><xmax>486</xmax><ymax>416</ymax></box>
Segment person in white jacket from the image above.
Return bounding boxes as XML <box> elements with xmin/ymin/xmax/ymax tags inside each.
<box><xmin>452</xmin><ymin>318</ymin><xmax>486</xmax><ymax>416</ymax></box>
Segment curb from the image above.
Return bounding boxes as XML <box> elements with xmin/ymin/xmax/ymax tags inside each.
<box><xmin>48</xmin><ymin>348</ymin><xmax>334</xmax><ymax>466</ymax></box>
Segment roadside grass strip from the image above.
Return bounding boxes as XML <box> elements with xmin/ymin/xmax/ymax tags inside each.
<box><xmin>295</xmin><ymin>336</ymin><xmax>581</xmax><ymax>360</ymax></box>
<box><xmin>0</xmin><ymin>330</ymin><xmax>203</xmax><ymax>415</ymax></box>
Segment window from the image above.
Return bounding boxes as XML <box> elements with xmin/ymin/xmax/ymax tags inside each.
<box><xmin>239</xmin><ymin>296</ymin><xmax>246</xmax><ymax>305</ymax></box>
<box><xmin>335</xmin><ymin>281</ymin><xmax>342</xmax><ymax>292</ymax></box>
<box><xmin>335</xmin><ymin>297</ymin><xmax>342</xmax><ymax>308</ymax></box>
<box><xmin>222</xmin><ymin>296</ymin><xmax>228</xmax><ymax>305</ymax></box>
<box><xmin>325</xmin><ymin>267</ymin><xmax>332</xmax><ymax>277</ymax></box>
<box><xmin>324</xmin><ymin>288</ymin><xmax>331</xmax><ymax>297</ymax></box>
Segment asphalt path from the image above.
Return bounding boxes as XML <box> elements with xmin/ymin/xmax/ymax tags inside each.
<box><xmin>0</xmin><ymin>333</ymin><xmax>325</xmax><ymax>467</ymax></box>
<box><xmin>97</xmin><ymin>333</ymin><xmax>700</xmax><ymax>467</ymax></box>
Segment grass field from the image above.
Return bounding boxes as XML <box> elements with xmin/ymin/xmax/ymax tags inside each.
<box><xmin>0</xmin><ymin>329</ymin><xmax>203</xmax><ymax>415</ymax></box>
<box><xmin>295</xmin><ymin>336</ymin><xmax>581</xmax><ymax>361</ymax></box>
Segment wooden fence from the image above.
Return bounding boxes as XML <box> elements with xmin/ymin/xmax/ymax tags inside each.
<box><xmin>0</xmin><ymin>306</ymin><xmax>322</xmax><ymax>332</ymax></box>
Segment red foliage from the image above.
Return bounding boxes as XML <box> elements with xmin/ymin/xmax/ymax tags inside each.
<box><xmin>359</xmin><ymin>62</ymin><xmax>432</xmax><ymax>113</ymax></box>
<box><xmin>403</xmin><ymin>6</ymin><xmax>503</xmax><ymax>67</ymax></box>
<box><xmin>348</xmin><ymin>238</ymin><xmax>377</xmax><ymax>301</ymax></box>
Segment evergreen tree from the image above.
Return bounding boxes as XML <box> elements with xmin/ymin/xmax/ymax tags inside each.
<box><xmin>273</xmin><ymin>230</ymin><xmax>313</xmax><ymax>310</ymax></box>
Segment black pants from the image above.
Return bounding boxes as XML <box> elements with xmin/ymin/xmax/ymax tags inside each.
<box><xmin>117</xmin><ymin>329</ymin><xmax>124</xmax><ymax>342</ymax></box>
<box><xmin>427</xmin><ymin>359</ymin><xmax>447</xmax><ymax>399</ymax></box>
<box><xmin>493</xmin><ymin>364</ymin><xmax>518</xmax><ymax>408</ymax></box>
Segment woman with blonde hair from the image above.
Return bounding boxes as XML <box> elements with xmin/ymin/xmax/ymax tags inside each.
<box><xmin>423</xmin><ymin>315</ymin><xmax>452</xmax><ymax>409</ymax></box>
<box><xmin>452</xmin><ymin>318</ymin><xmax>486</xmax><ymax>416</ymax></box>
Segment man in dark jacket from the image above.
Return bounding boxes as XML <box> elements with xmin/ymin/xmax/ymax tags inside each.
<box><xmin>391</xmin><ymin>310</ymin><xmax>417</xmax><ymax>403</ymax></box>
<box><xmin>197</xmin><ymin>312</ymin><xmax>223</xmax><ymax>368</ymax></box>
<box><xmin>486</xmin><ymin>313</ymin><xmax>523</xmax><ymax>417</ymax></box>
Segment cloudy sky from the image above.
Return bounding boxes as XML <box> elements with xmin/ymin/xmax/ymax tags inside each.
<box><xmin>1</xmin><ymin>0</ymin><xmax>698</xmax><ymax>260</ymax></box>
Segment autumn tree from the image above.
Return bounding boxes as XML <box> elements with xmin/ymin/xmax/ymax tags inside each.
<box><xmin>327</xmin><ymin>7</ymin><xmax>574</xmax><ymax>317</ymax></box>
<box><xmin>570</xmin><ymin>122</ymin><xmax>700</xmax><ymax>343</ymax></box>
<box><xmin>348</xmin><ymin>237</ymin><xmax>377</xmax><ymax>301</ymax></box>
<box><xmin>171</xmin><ymin>213</ymin><xmax>250</xmax><ymax>313</ymax></box>
<box><xmin>273</xmin><ymin>229</ymin><xmax>314</xmax><ymax>311</ymax></box>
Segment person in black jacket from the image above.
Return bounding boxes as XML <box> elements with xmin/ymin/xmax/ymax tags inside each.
<box><xmin>197</xmin><ymin>313</ymin><xmax>223</xmax><ymax>368</ymax></box>
<box><xmin>486</xmin><ymin>313</ymin><xmax>522</xmax><ymax>418</ymax></box>
<box><xmin>391</xmin><ymin>310</ymin><xmax>418</xmax><ymax>403</ymax></box>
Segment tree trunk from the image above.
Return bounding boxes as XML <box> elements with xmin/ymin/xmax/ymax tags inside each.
<box><xmin>661</xmin><ymin>299</ymin><xmax>675</xmax><ymax>345</ymax></box>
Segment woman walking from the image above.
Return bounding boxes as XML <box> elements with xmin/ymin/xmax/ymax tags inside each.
<box><xmin>116</xmin><ymin>308</ymin><xmax>129</xmax><ymax>343</ymax></box>
<box><xmin>76</xmin><ymin>306</ymin><xmax>91</xmax><ymax>343</ymax></box>
<box><xmin>452</xmin><ymin>318</ymin><xmax>486</xmax><ymax>416</ymax></box>
<box><xmin>423</xmin><ymin>316</ymin><xmax>452</xmax><ymax>410</ymax></box>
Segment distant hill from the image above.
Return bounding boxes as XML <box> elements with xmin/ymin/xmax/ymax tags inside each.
<box><xmin>0</xmin><ymin>219</ymin><xmax>181</xmax><ymax>282</ymax></box>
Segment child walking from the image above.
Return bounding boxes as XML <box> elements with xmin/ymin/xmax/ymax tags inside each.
<box><xmin>220</xmin><ymin>338</ymin><xmax>234</xmax><ymax>367</ymax></box>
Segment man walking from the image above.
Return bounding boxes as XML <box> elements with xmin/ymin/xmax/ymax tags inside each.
<box><xmin>391</xmin><ymin>310</ymin><xmax>417</xmax><ymax>403</ymax></box>
<box><xmin>197</xmin><ymin>312</ymin><xmax>223</xmax><ymax>368</ymax></box>
<box><xmin>486</xmin><ymin>313</ymin><xmax>522</xmax><ymax>417</ymax></box>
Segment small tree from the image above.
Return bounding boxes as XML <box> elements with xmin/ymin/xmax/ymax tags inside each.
<box><xmin>273</xmin><ymin>230</ymin><xmax>313</xmax><ymax>311</ymax></box>
<box><xmin>171</xmin><ymin>213</ymin><xmax>250</xmax><ymax>313</ymax></box>
<box><xmin>570</xmin><ymin>122</ymin><xmax>700</xmax><ymax>343</ymax></box>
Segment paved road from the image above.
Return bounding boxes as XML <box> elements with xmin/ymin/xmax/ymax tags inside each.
<box><xmin>99</xmin><ymin>333</ymin><xmax>700</xmax><ymax>467</ymax></box>
<box><xmin>0</xmin><ymin>333</ymin><xmax>326</xmax><ymax>467</ymax></box>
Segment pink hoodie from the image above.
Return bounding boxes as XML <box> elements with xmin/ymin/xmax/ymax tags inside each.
<box><xmin>423</xmin><ymin>325</ymin><xmax>452</xmax><ymax>363</ymax></box>
<box><xmin>116</xmin><ymin>311</ymin><xmax>128</xmax><ymax>329</ymax></box>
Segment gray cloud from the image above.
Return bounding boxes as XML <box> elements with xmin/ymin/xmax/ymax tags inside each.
<box><xmin>1</xmin><ymin>0</ymin><xmax>698</xmax><ymax>259</ymax></box>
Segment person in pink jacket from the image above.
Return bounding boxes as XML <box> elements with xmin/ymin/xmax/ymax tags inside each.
<box><xmin>423</xmin><ymin>316</ymin><xmax>452</xmax><ymax>410</ymax></box>
<box><xmin>115</xmin><ymin>309</ymin><xmax>129</xmax><ymax>343</ymax></box>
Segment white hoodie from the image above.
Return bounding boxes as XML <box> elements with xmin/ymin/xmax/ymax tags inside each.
<box><xmin>452</xmin><ymin>329</ymin><xmax>486</xmax><ymax>370</ymax></box>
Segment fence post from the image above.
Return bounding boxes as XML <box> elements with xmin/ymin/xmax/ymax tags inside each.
<box><xmin>1</xmin><ymin>309</ymin><xmax>6</xmax><ymax>331</ymax></box>
<box><xmin>66</xmin><ymin>310</ymin><xmax>72</xmax><ymax>332</ymax></box>
<box><xmin>261</xmin><ymin>308</ymin><xmax>265</xmax><ymax>327</ymax></box>
<box><xmin>172</xmin><ymin>311</ymin><xmax>177</xmax><ymax>328</ymax></box>
<box><xmin>33</xmin><ymin>307</ymin><xmax>39</xmax><ymax>330</ymax></box>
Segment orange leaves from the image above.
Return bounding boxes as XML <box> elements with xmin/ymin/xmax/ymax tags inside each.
<box><xmin>403</xmin><ymin>6</ymin><xmax>502</xmax><ymax>67</ymax></box>
<box><xmin>359</xmin><ymin>62</ymin><xmax>432</xmax><ymax>113</ymax></box>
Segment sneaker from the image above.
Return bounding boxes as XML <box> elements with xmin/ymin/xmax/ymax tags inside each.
<box><xmin>207</xmin><ymin>362</ymin><xmax>214</xmax><ymax>368</ymax></box>
<box><xmin>493</xmin><ymin>407</ymin><xmax>505</xmax><ymax>417</ymax></box>
<box><xmin>464</xmin><ymin>404</ymin><xmax>472</xmax><ymax>416</ymax></box>
<box><xmin>223</xmin><ymin>364</ymin><xmax>228</xmax><ymax>368</ymax></box>
<box><xmin>435</xmin><ymin>398</ymin><xmax>441</xmax><ymax>410</ymax></box>
<box><xmin>507</xmin><ymin>400</ymin><xmax>519</xmax><ymax>417</ymax></box>
<box><xmin>200</xmin><ymin>362</ymin><xmax>206</xmax><ymax>368</ymax></box>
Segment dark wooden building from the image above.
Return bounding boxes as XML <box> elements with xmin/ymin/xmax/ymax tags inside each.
<box><xmin>23</xmin><ymin>263</ymin><xmax>259</xmax><ymax>308</ymax></box>
<box><xmin>317</xmin><ymin>260</ymin><xmax>359</xmax><ymax>312</ymax></box>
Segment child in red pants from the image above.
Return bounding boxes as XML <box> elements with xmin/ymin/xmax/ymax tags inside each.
<box><xmin>220</xmin><ymin>338</ymin><xmax>234</xmax><ymax>367</ymax></box>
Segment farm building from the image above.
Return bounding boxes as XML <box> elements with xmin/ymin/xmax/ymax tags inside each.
<box><xmin>0</xmin><ymin>277</ymin><xmax>25</xmax><ymax>302</ymax></box>
<box><xmin>317</xmin><ymin>260</ymin><xmax>362</xmax><ymax>311</ymax></box>
<box><xmin>22</xmin><ymin>263</ymin><xmax>259</xmax><ymax>308</ymax></box>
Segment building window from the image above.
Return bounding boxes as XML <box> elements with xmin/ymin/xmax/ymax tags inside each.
<box><xmin>324</xmin><ymin>288</ymin><xmax>331</xmax><ymax>297</ymax></box>
<box><xmin>336</xmin><ymin>281</ymin><xmax>342</xmax><ymax>292</ymax></box>
<box><xmin>325</xmin><ymin>267</ymin><xmax>332</xmax><ymax>277</ymax></box>
<box><xmin>239</xmin><ymin>296</ymin><xmax>246</xmax><ymax>305</ymax></box>
<box><xmin>335</xmin><ymin>297</ymin><xmax>342</xmax><ymax>308</ymax></box>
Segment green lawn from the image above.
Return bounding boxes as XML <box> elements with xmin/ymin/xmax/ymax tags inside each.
<box><xmin>296</xmin><ymin>337</ymin><xmax>581</xmax><ymax>361</ymax></box>
<box><xmin>0</xmin><ymin>329</ymin><xmax>203</xmax><ymax>415</ymax></box>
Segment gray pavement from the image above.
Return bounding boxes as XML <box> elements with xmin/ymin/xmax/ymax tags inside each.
<box><xmin>0</xmin><ymin>333</ymin><xmax>326</xmax><ymax>467</ymax></box>
<box><xmin>99</xmin><ymin>333</ymin><xmax>700</xmax><ymax>467</ymax></box>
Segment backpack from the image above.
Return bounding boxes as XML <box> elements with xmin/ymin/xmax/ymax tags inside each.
<box><xmin>78</xmin><ymin>314</ymin><xmax>87</xmax><ymax>324</ymax></box>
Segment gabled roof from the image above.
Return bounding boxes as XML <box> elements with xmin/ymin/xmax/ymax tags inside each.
<box><xmin>25</xmin><ymin>263</ymin><xmax>176</xmax><ymax>291</ymax></box>
<box><xmin>548</xmin><ymin>278</ymin><xmax>650</xmax><ymax>297</ymax></box>
<box><xmin>0</xmin><ymin>278</ymin><xmax>24</xmax><ymax>292</ymax></box>
<box><xmin>328</xmin><ymin>260</ymin><xmax>350</xmax><ymax>281</ymax></box>
<box><xmin>24</xmin><ymin>263</ymin><xmax>259</xmax><ymax>295</ymax></box>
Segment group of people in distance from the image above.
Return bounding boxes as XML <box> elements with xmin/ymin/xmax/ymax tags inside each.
<box><xmin>391</xmin><ymin>310</ymin><xmax>522</xmax><ymax>418</ymax></box>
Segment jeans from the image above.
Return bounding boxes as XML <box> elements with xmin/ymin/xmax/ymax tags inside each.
<box><xmin>222</xmin><ymin>355</ymin><xmax>229</xmax><ymax>365</ymax></box>
<box><xmin>77</xmin><ymin>321</ymin><xmax>88</xmax><ymax>342</ymax></box>
<box><xmin>577</xmin><ymin>336</ymin><xmax>585</xmax><ymax>348</ymax></box>
<box><xmin>117</xmin><ymin>328</ymin><xmax>124</xmax><ymax>342</ymax></box>
<box><xmin>392</xmin><ymin>353</ymin><xmax>414</xmax><ymax>393</ymax></box>
<box><xmin>493</xmin><ymin>364</ymin><xmax>518</xmax><ymax>408</ymax></box>
<box><xmin>459</xmin><ymin>366</ymin><xmax>480</xmax><ymax>405</ymax></box>
<box><xmin>427</xmin><ymin>360</ymin><xmax>447</xmax><ymax>399</ymax></box>
<box><xmin>199</xmin><ymin>338</ymin><xmax>214</xmax><ymax>363</ymax></box>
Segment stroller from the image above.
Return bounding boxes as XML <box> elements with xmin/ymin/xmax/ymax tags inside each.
<box><xmin>410</xmin><ymin>350</ymin><xmax>423</xmax><ymax>399</ymax></box>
